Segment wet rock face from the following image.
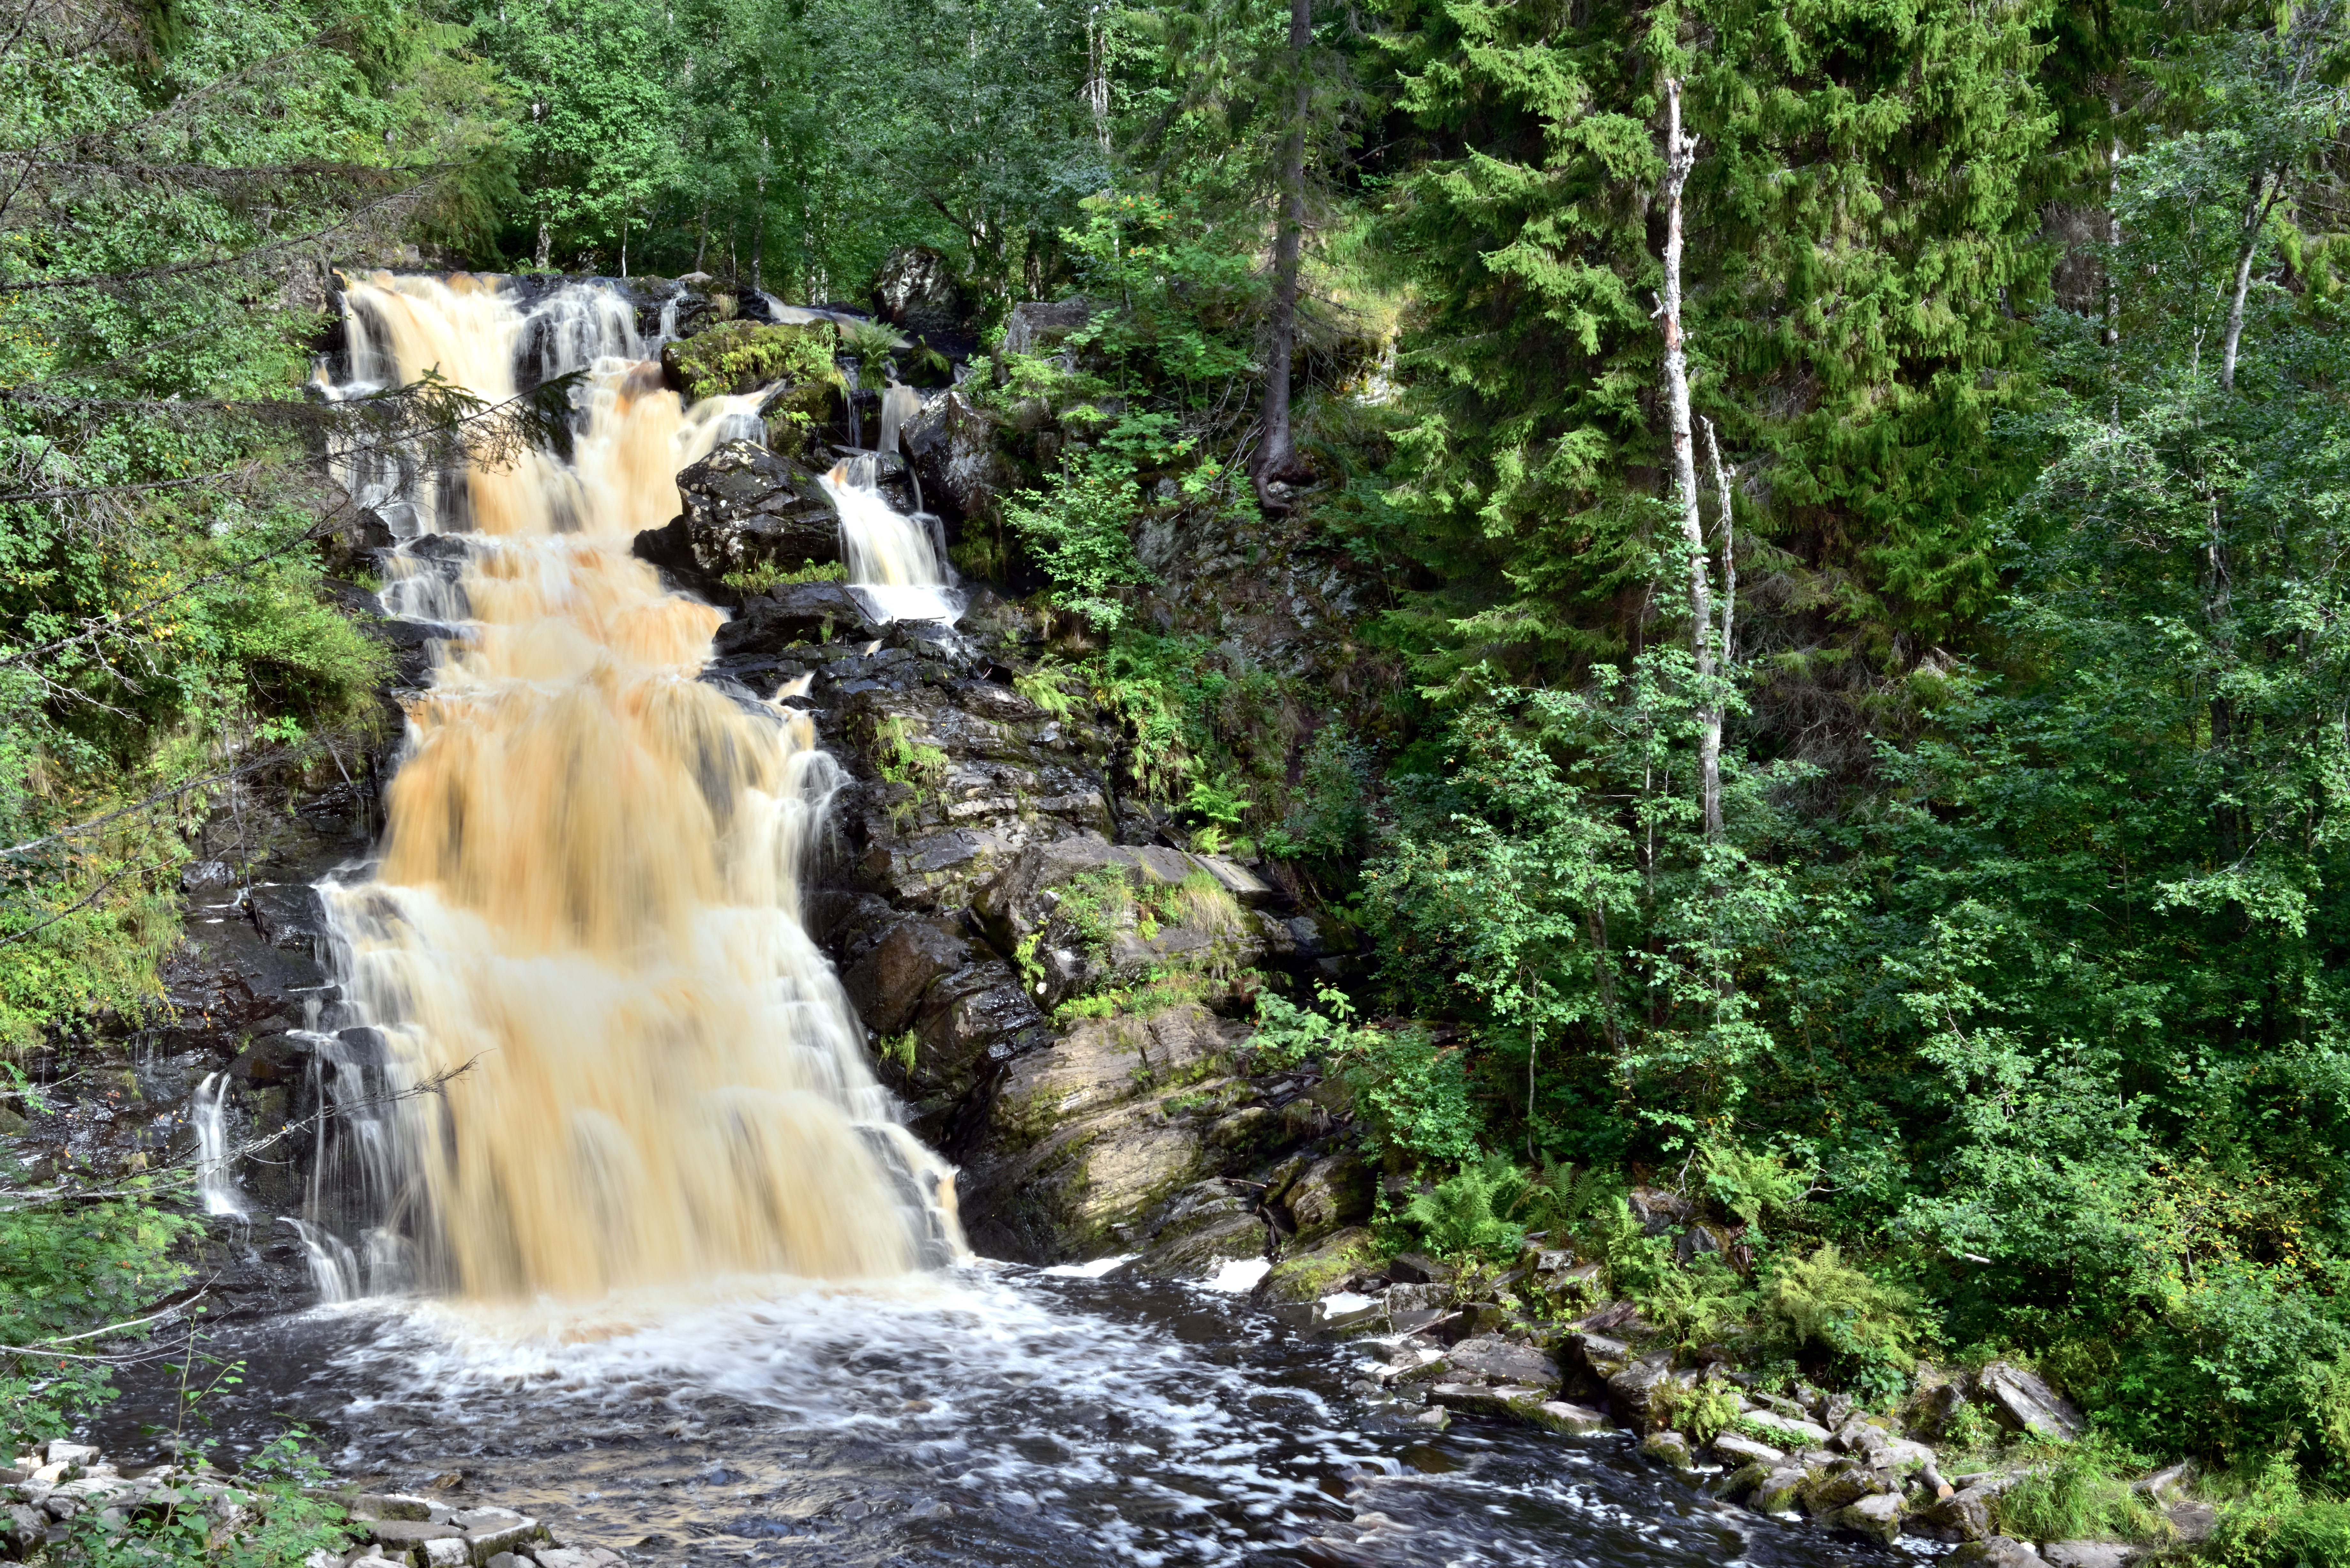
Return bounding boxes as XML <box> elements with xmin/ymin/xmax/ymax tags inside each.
<box><xmin>633</xmin><ymin>441</ymin><xmax>841</xmax><ymax>600</ymax></box>
<box><xmin>711</xmin><ymin>581</ymin><xmax>876</xmax><ymax>665</ymax></box>
<box><xmin>954</xmin><ymin>1002</ymin><xmax>1243</xmax><ymax>1261</ymax></box>
<box><xmin>899</xmin><ymin>388</ymin><xmax>1012</xmax><ymax>525</ymax></box>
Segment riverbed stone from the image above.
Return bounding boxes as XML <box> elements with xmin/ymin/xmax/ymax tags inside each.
<box><xmin>1257</xmin><ymin>1226</ymin><xmax>1380</xmax><ymax>1304</ymax></box>
<box><xmin>369</xmin><ymin>1522</ymin><xmax>464</xmax><ymax>1551</ymax></box>
<box><xmin>1640</xmin><ymin>1430</ymin><xmax>1697</xmax><ymax>1471</ymax></box>
<box><xmin>1978</xmin><ymin>1361</ymin><xmax>2086</xmax><ymax>1442</ymax></box>
<box><xmin>1751</xmin><ymin>1468</ymin><xmax>1808</xmax><ymax>1515</ymax></box>
<box><xmin>1950</xmin><ymin>1539</ymin><xmax>2049</xmax><ymax>1568</ymax></box>
<box><xmin>1831</xmin><ymin>1492</ymin><xmax>1906</xmax><ymax>1544</ymax></box>
<box><xmin>2041</xmin><ymin>1545</ymin><xmax>2139</xmax><ymax>1568</ymax></box>
<box><xmin>1915</xmin><ymin>1481</ymin><xmax>2004</xmax><ymax>1542</ymax></box>
<box><xmin>1711</xmin><ymin>1432</ymin><xmax>1785</xmax><ymax>1468</ymax></box>
<box><xmin>1443</xmin><ymin>1336</ymin><xmax>1562</xmax><ymax>1392</ymax></box>
<box><xmin>1569</xmin><ymin>1332</ymin><xmax>1632</xmax><ymax>1380</ymax></box>
<box><xmin>1803</xmin><ymin>1459</ymin><xmax>1892</xmax><ymax>1513</ymax></box>
<box><xmin>1605</xmin><ymin>1357</ymin><xmax>1676</xmax><ymax>1426</ymax></box>
<box><xmin>1523</xmin><ymin>1400</ymin><xmax>1610</xmax><ymax>1435</ymax></box>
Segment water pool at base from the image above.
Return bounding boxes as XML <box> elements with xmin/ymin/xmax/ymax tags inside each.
<box><xmin>97</xmin><ymin>1265</ymin><xmax>1898</xmax><ymax>1568</ymax></box>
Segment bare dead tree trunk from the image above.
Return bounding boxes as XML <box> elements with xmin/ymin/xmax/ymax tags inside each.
<box><xmin>1657</xmin><ymin>79</ymin><xmax>1718</xmax><ymax>842</ymax></box>
<box><xmin>2220</xmin><ymin>171</ymin><xmax>2280</xmax><ymax>391</ymax></box>
<box><xmin>1702</xmin><ymin>414</ymin><xmax>1735</xmax><ymax>670</ymax></box>
<box><xmin>1086</xmin><ymin>5</ymin><xmax>1111</xmax><ymax>156</ymax></box>
<box><xmin>1252</xmin><ymin>0</ymin><xmax>1310</xmax><ymax>512</ymax></box>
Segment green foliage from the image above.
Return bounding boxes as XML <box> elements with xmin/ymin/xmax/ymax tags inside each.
<box><xmin>0</xmin><ymin>1184</ymin><xmax>199</xmax><ymax>1455</ymax></box>
<box><xmin>1003</xmin><ymin>450</ymin><xmax>1150</xmax><ymax>631</ymax></box>
<box><xmin>720</xmin><ymin>558</ymin><xmax>845</xmax><ymax>593</ymax></box>
<box><xmin>871</xmin><ymin>715</ymin><xmax>949</xmax><ymax>825</ymax></box>
<box><xmin>1011</xmin><ymin>658</ymin><xmax>1082</xmax><ymax>720</ymax></box>
<box><xmin>1346</xmin><ymin>1025</ymin><xmax>1483</xmax><ymax>1164</ymax></box>
<box><xmin>665</xmin><ymin>321</ymin><xmax>837</xmax><ymax>403</ymax></box>
<box><xmin>1250</xmin><ymin>984</ymin><xmax>1362</xmax><ymax>1070</ymax></box>
<box><xmin>1992</xmin><ymin>1444</ymin><xmax>2172</xmax><ymax>1545</ymax></box>
<box><xmin>1761</xmin><ymin>1246</ymin><xmax>1923</xmax><ymax>1386</ymax></box>
<box><xmin>2211</xmin><ymin>1460</ymin><xmax>2350</xmax><ymax>1568</ymax></box>
<box><xmin>1651</xmin><ymin>1377</ymin><xmax>1745</xmax><ymax>1444</ymax></box>
<box><xmin>1259</xmin><ymin>724</ymin><xmax>1371</xmax><ymax>869</ymax></box>
<box><xmin>1399</xmin><ymin>1156</ymin><xmax>1527</xmax><ymax>1262</ymax></box>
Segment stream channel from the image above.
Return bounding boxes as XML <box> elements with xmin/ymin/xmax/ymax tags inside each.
<box><xmin>94</xmin><ymin>1264</ymin><xmax>1894</xmax><ymax>1568</ymax></box>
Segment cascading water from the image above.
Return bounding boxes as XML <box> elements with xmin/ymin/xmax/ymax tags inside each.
<box><xmin>824</xmin><ymin>454</ymin><xmax>959</xmax><ymax>625</ymax></box>
<box><xmin>191</xmin><ymin>1072</ymin><xmax>246</xmax><ymax>1219</ymax></box>
<box><xmin>302</xmin><ymin>272</ymin><xmax>961</xmax><ymax>1301</ymax></box>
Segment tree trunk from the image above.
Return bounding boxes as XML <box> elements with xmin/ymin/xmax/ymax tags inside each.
<box><xmin>752</xmin><ymin>168</ymin><xmax>767</xmax><ymax>295</ymax></box>
<box><xmin>2221</xmin><ymin>172</ymin><xmax>2279</xmax><ymax>391</ymax></box>
<box><xmin>1086</xmin><ymin>5</ymin><xmax>1111</xmax><ymax>155</ymax></box>
<box><xmin>535</xmin><ymin>213</ymin><xmax>551</xmax><ymax>273</ymax></box>
<box><xmin>1657</xmin><ymin>79</ymin><xmax>1718</xmax><ymax>842</ymax></box>
<box><xmin>1251</xmin><ymin>0</ymin><xmax>1310</xmax><ymax>512</ymax></box>
<box><xmin>1702</xmin><ymin>414</ymin><xmax>1735</xmax><ymax>671</ymax></box>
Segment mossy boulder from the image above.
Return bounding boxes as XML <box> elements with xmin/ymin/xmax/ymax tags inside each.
<box><xmin>660</xmin><ymin>320</ymin><xmax>836</xmax><ymax>401</ymax></box>
<box><xmin>1255</xmin><ymin>1225</ymin><xmax>1379</xmax><ymax>1304</ymax></box>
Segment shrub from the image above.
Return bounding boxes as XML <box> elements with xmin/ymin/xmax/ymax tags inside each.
<box><xmin>1003</xmin><ymin>450</ymin><xmax>1149</xmax><ymax>631</ymax></box>
<box><xmin>1762</xmin><ymin>1245</ymin><xmax>1923</xmax><ymax>1391</ymax></box>
<box><xmin>1400</xmin><ymin>1157</ymin><xmax>1527</xmax><ymax>1261</ymax></box>
<box><xmin>666</xmin><ymin>320</ymin><xmax>837</xmax><ymax>402</ymax></box>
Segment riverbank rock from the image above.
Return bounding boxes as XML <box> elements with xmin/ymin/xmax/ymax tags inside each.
<box><xmin>1978</xmin><ymin>1362</ymin><xmax>2087</xmax><ymax>1442</ymax></box>
<box><xmin>1950</xmin><ymin>1539</ymin><xmax>2048</xmax><ymax>1568</ymax></box>
<box><xmin>1256</xmin><ymin>1226</ymin><xmax>1380</xmax><ymax>1304</ymax></box>
<box><xmin>953</xmin><ymin>1002</ymin><xmax>1242</xmax><ymax>1260</ymax></box>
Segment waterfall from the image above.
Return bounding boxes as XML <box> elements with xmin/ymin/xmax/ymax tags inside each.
<box><xmin>877</xmin><ymin>381</ymin><xmax>922</xmax><ymax>456</ymax></box>
<box><xmin>824</xmin><ymin>454</ymin><xmax>959</xmax><ymax>625</ymax></box>
<box><xmin>279</xmin><ymin>1217</ymin><xmax>365</xmax><ymax>1304</ymax></box>
<box><xmin>307</xmin><ymin>273</ymin><xmax>965</xmax><ymax>1302</ymax></box>
<box><xmin>191</xmin><ymin>1073</ymin><xmax>246</xmax><ymax>1218</ymax></box>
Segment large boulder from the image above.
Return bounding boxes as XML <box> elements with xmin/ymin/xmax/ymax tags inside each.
<box><xmin>955</xmin><ymin>1002</ymin><xmax>1240</xmax><ymax>1261</ymax></box>
<box><xmin>1443</xmin><ymin>1336</ymin><xmax>1562</xmax><ymax>1393</ymax></box>
<box><xmin>637</xmin><ymin>441</ymin><xmax>841</xmax><ymax>594</ymax></box>
<box><xmin>1256</xmin><ymin>1226</ymin><xmax>1380</xmax><ymax>1304</ymax></box>
<box><xmin>1126</xmin><ymin>1181</ymin><xmax>1267</xmax><ymax>1279</ymax></box>
<box><xmin>1978</xmin><ymin>1361</ymin><xmax>2086</xmax><ymax>1442</ymax></box>
<box><xmin>872</xmin><ymin>248</ymin><xmax>965</xmax><ymax>341</ymax></box>
<box><xmin>1281</xmin><ymin>1152</ymin><xmax>1372</xmax><ymax>1241</ymax></box>
<box><xmin>710</xmin><ymin>580</ymin><xmax>877</xmax><ymax>662</ymax></box>
<box><xmin>901</xmin><ymin>387</ymin><xmax>1014</xmax><ymax>523</ymax></box>
<box><xmin>999</xmin><ymin>298</ymin><xmax>1094</xmax><ymax>359</ymax></box>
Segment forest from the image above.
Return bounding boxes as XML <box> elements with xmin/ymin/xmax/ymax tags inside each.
<box><xmin>10</xmin><ymin>0</ymin><xmax>2350</xmax><ymax>1558</ymax></box>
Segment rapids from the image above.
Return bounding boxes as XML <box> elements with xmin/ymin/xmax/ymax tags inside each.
<box><xmin>95</xmin><ymin>1268</ymin><xmax>1882</xmax><ymax>1568</ymax></box>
